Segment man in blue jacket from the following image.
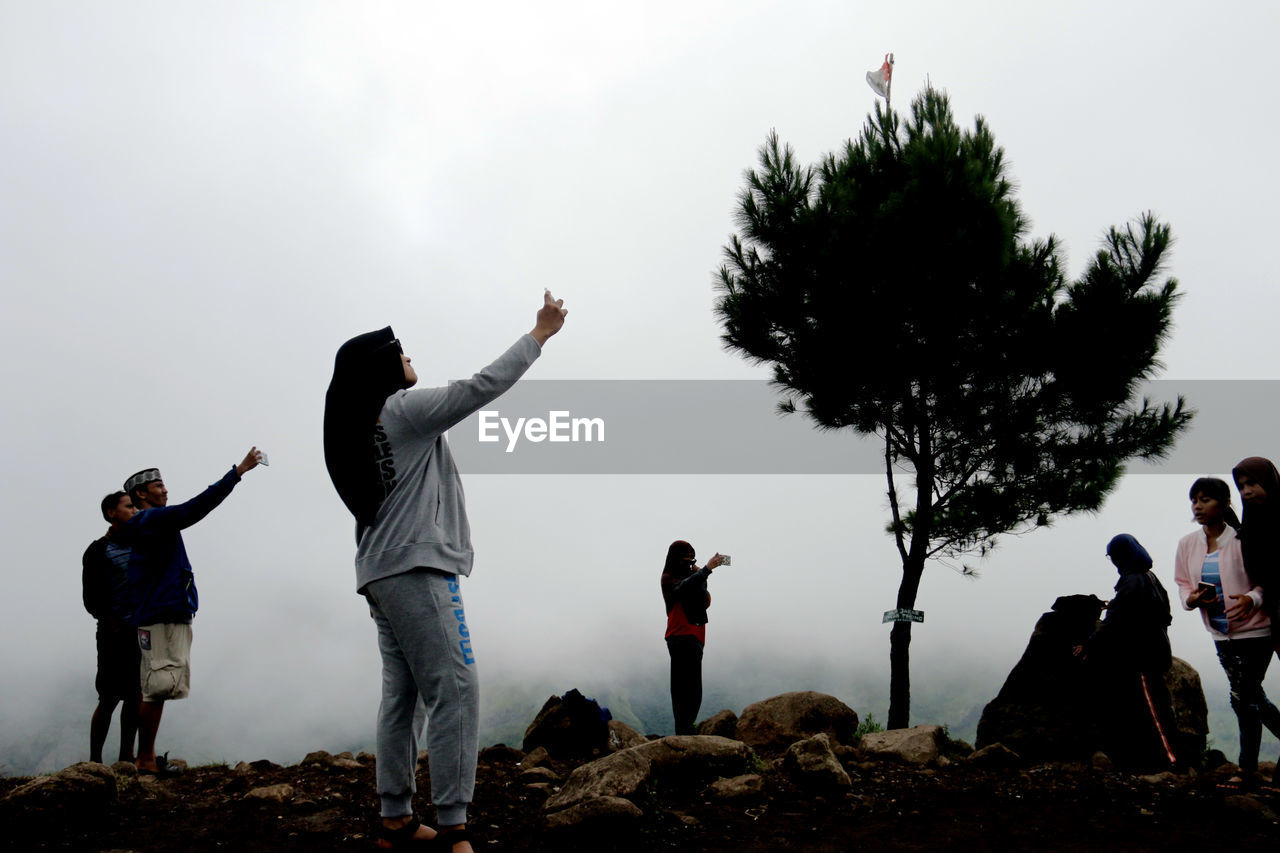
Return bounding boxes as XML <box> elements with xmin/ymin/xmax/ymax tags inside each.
<box><xmin>119</xmin><ymin>448</ymin><xmax>262</xmax><ymax>775</ymax></box>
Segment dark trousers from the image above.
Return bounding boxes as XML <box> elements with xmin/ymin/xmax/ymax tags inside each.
<box><xmin>666</xmin><ymin>635</ymin><xmax>704</xmax><ymax>736</ymax></box>
<box><xmin>1098</xmin><ymin>665</ymin><xmax>1176</xmax><ymax>770</ymax></box>
<box><xmin>1215</xmin><ymin>636</ymin><xmax>1280</xmax><ymax>773</ymax></box>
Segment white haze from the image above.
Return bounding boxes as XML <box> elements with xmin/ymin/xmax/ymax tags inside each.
<box><xmin>2</xmin><ymin>1</ymin><xmax>1279</xmax><ymax>773</ymax></box>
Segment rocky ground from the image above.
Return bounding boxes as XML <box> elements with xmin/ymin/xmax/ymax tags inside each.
<box><xmin>4</xmin><ymin>690</ymin><xmax>1280</xmax><ymax>851</ymax></box>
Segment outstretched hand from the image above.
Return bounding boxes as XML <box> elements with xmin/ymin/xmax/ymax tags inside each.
<box><xmin>705</xmin><ymin>553</ymin><xmax>727</xmax><ymax>570</ymax></box>
<box><xmin>531</xmin><ymin>290</ymin><xmax>567</xmax><ymax>346</ymax></box>
<box><xmin>236</xmin><ymin>446</ymin><xmax>264</xmax><ymax>477</ymax></box>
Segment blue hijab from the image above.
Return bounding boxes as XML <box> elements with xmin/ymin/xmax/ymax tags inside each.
<box><xmin>1106</xmin><ymin>534</ymin><xmax>1153</xmax><ymax>575</ymax></box>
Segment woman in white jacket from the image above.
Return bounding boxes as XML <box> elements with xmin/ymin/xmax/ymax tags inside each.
<box><xmin>1174</xmin><ymin>477</ymin><xmax>1280</xmax><ymax>787</ymax></box>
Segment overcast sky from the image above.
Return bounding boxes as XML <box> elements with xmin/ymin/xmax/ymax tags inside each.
<box><xmin>3</xmin><ymin>1</ymin><xmax>1279</xmax><ymax>771</ymax></box>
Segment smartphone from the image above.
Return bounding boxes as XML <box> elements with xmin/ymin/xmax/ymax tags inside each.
<box><xmin>720</xmin><ymin>555</ymin><xmax>731</xmax><ymax>566</ymax></box>
<box><xmin>257</xmin><ymin>450</ymin><xmax>270</xmax><ymax>467</ymax></box>
<box><xmin>1196</xmin><ymin>582</ymin><xmax>1214</xmax><ymax>597</ymax></box>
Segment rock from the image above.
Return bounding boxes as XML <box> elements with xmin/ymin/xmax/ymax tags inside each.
<box><xmin>1164</xmin><ymin>657</ymin><xmax>1209</xmax><ymax>765</ymax></box>
<box><xmin>783</xmin><ymin>733</ymin><xmax>852</xmax><ymax>791</ymax></box>
<box><xmin>521</xmin><ymin>746</ymin><xmax>552</xmax><ymax>768</ymax></box>
<box><xmin>1091</xmin><ymin>752</ymin><xmax>1114</xmax><ymax>771</ymax></box>
<box><xmin>245</xmin><ymin>783</ymin><xmax>295</xmax><ymax>803</ymax></box>
<box><xmin>250</xmin><ymin>759</ymin><xmax>283</xmax><ymax>772</ymax></box>
<box><xmin>1138</xmin><ymin>771</ymin><xmax>1180</xmax><ymax>786</ymax></box>
<box><xmin>297</xmin><ymin>808</ymin><xmax>346</xmax><ymax>835</ymax></box>
<box><xmin>1223</xmin><ymin>795</ymin><xmax>1279</xmax><ymax>822</ymax></box>
<box><xmin>697</xmin><ymin>709</ymin><xmax>739</xmax><ymax>739</ymax></box>
<box><xmin>544</xmin><ymin>796</ymin><xmax>644</xmax><ymax>833</ymax></box>
<box><xmin>233</xmin><ymin>761</ymin><xmax>255</xmax><ymax>776</ymax></box>
<box><xmin>333</xmin><ymin>758</ymin><xmax>363</xmax><ymax>770</ymax></box>
<box><xmin>735</xmin><ymin>691</ymin><xmax>859</xmax><ymax>754</ymax></box>
<box><xmin>975</xmin><ymin>595</ymin><xmax>1105</xmax><ymax>761</ymax></box>
<box><xmin>967</xmin><ymin>743</ymin><xmax>1022</xmax><ymax>768</ymax></box>
<box><xmin>523</xmin><ymin>783</ymin><xmax>554</xmax><ymax>803</ymax></box>
<box><xmin>357</xmin><ymin>752</ymin><xmax>376</xmax><ymax>764</ymax></box>
<box><xmin>976</xmin><ymin>594</ymin><xmax>1209</xmax><ymax>766</ymax></box>
<box><xmin>706</xmin><ymin>773</ymin><xmax>765</xmax><ymax>802</ymax></box>
<box><xmin>607</xmin><ymin>719</ymin><xmax>647</xmax><ymax>752</ymax></box>
<box><xmin>111</xmin><ymin>760</ymin><xmax>138</xmax><ymax>778</ymax></box>
<box><xmin>479</xmin><ymin>744</ymin><xmax>525</xmax><ymax>765</ymax></box>
<box><xmin>859</xmin><ymin>725</ymin><xmax>945</xmax><ymax>766</ymax></box>
<box><xmin>1204</xmin><ymin>749</ymin><xmax>1228</xmax><ymax>770</ymax></box>
<box><xmin>523</xmin><ymin>689</ymin><xmax>613</xmax><ymax>760</ymax></box>
<box><xmin>133</xmin><ymin>775</ymin><xmax>178</xmax><ymax>799</ymax></box>
<box><xmin>519</xmin><ymin>766</ymin><xmax>561</xmax><ymax>784</ymax></box>
<box><xmin>302</xmin><ymin>750</ymin><xmax>334</xmax><ymax>766</ymax></box>
<box><xmin>545</xmin><ymin>735</ymin><xmax>751</xmax><ymax>814</ymax></box>
<box><xmin>3</xmin><ymin>762</ymin><xmax>117</xmax><ymax>817</ymax></box>
<box><xmin>334</xmin><ymin>751</ymin><xmax>354</xmax><ymax>760</ymax></box>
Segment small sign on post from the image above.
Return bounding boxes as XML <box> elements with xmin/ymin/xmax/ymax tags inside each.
<box><xmin>882</xmin><ymin>608</ymin><xmax>924</xmax><ymax>624</ymax></box>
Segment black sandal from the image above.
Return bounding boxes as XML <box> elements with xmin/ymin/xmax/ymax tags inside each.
<box><xmin>377</xmin><ymin>816</ymin><xmax>433</xmax><ymax>849</ymax></box>
<box><xmin>432</xmin><ymin>828</ymin><xmax>472</xmax><ymax>851</ymax></box>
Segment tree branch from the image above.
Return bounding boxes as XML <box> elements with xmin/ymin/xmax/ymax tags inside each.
<box><xmin>886</xmin><ymin>430</ymin><xmax>909</xmax><ymax>563</ymax></box>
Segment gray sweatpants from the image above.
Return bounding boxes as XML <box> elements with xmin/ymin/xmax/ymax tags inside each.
<box><xmin>365</xmin><ymin>568</ymin><xmax>478</xmax><ymax>825</ymax></box>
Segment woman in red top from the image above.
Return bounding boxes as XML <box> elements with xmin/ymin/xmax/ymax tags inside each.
<box><xmin>661</xmin><ymin>541</ymin><xmax>726</xmax><ymax>735</ymax></box>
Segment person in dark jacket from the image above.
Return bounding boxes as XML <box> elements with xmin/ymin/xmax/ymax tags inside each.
<box><xmin>1083</xmin><ymin>534</ymin><xmax>1177</xmax><ymax>769</ymax></box>
<box><xmin>661</xmin><ymin>541</ymin><xmax>727</xmax><ymax>735</ymax></box>
<box><xmin>117</xmin><ymin>450</ymin><xmax>262</xmax><ymax>776</ymax></box>
<box><xmin>1233</xmin><ymin>456</ymin><xmax>1280</xmax><ymax>633</ymax></box>
<box><xmin>83</xmin><ymin>491</ymin><xmax>139</xmax><ymax>763</ymax></box>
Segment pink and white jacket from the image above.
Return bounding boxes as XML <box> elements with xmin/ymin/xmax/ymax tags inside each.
<box><xmin>1173</xmin><ymin>526</ymin><xmax>1269</xmax><ymax>641</ymax></box>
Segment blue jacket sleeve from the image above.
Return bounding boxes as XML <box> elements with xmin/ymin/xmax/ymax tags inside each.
<box><xmin>135</xmin><ymin>467</ymin><xmax>241</xmax><ymax>533</ymax></box>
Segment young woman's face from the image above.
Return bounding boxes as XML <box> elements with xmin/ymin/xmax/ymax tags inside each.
<box><xmin>1191</xmin><ymin>491</ymin><xmax>1225</xmax><ymax>526</ymax></box>
<box><xmin>1236</xmin><ymin>473</ymin><xmax>1268</xmax><ymax>505</ymax></box>
<box><xmin>401</xmin><ymin>353</ymin><xmax>418</xmax><ymax>388</ymax></box>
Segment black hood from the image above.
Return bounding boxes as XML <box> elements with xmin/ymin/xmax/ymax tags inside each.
<box><xmin>323</xmin><ymin>327</ymin><xmax>407</xmax><ymax>538</ymax></box>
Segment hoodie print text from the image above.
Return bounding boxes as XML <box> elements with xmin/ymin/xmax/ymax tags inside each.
<box><xmin>372</xmin><ymin>423</ymin><xmax>398</xmax><ymax>500</ymax></box>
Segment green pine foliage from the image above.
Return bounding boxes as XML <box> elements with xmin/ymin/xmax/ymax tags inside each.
<box><xmin>716</xmin><ymin>87</ymin><xmax>1192</xmax><ymax>728</ymax></box>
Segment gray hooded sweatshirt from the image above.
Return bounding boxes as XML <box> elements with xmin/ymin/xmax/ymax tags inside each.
<box><xmin>354</xmin><ymin>334</ymin><xmax>541</xmax><ymax>592</ymax></box>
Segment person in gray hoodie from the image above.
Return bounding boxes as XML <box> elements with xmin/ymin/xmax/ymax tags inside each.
<box><xmin>324</xmin><ymin>291</ymin><xmax>566</xmax><ymax>852</ymax></box>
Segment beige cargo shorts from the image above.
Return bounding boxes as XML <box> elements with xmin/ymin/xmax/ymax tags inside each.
<box><xmin>137</xmin><ymin>623</ymin><xmax>192</xmax><ymax>702</ymax></box>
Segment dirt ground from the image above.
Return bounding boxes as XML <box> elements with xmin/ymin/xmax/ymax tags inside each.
<box><xmin>4</xmin><ymin>749</ymin><xmax>1279</xmax><ymax>851</ymax></box>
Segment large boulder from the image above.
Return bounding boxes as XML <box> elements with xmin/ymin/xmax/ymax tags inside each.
<box><xmin>544</xmin><ymin>735</ymin><xmax>752</xmax><ymax>817</ymax></box>
<box><xmin>1166</xmin><ymin>657</ymin><xmax>1209</xmax><ymax>764</ymax></box>
<box><xmin>860</xmin><ymin>725</ymin><xmax>945</xmax><ymax>766</ymax></box>
<box><xmin>976</xmin><ymin>594</ymin><xmax>1209</xmax><ymax>765</ymax></box>
<box><xmin>3</xmin><ymin>762</ymin><xmax>117</xmax><ymax>821</ymax></box>
<box><xmin>523</xmin><ymin>688</ymin><xmax>613</xmax><ymax>760</ymax></box>
<box><xmin>735</xmin><ymin>691</ymin><xmax>859</xmax><ymax>754</ymax></box>
<box><xmin>607</xmin><ymin>719</ymin><xmax>647</xmax><ymax>752</ymax></box>
<box><xmin>783</xmin><ymin>733</ymin><xmax>852</xmax><ymax>790</ymax></box>
<box><xmin>544</xmin><ymin>796</ymin><xmax>645</xmax><ymax>833</ymax></box>
<box><xmin>697</xmin><ymin>709</ymin><xmax>739</xmax><ymax>739</ymax></box>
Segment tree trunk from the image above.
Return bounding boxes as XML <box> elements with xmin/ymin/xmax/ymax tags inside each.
<box><xmin>887</xmin><ymin>555</ymin><xmax>925</xmax><ymax>729</ymax></box>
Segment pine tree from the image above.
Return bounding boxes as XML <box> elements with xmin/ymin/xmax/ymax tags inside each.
<box><xmin>715</xmin><ymin>87</ymin><xmax>1192</xmax><ymax>729</ymax></box>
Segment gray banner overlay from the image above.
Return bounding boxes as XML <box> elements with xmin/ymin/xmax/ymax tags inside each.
<box><xmin>446</xmin><ymin>380</ymin><xmax>1276</xmax><ymax>475</ymax></box>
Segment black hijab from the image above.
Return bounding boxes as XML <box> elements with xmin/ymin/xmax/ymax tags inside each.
<box><xmin>1232</xmin><ymin>456</ymin><xmax>1280</xmax><ymax>595</ymax></box>
<box><xmin>323</xmin><ymin>327</ymin><xmax>408</xmax><ymax>539</ymax></box>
